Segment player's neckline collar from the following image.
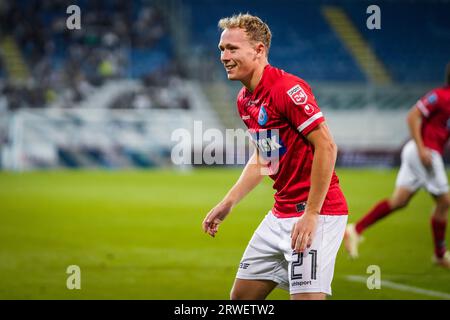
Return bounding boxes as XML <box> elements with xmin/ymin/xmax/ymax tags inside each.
<box><xmin>244</xmin><ymin>64</ymin><xmax>271</xmax><ymax>96</ymax></box>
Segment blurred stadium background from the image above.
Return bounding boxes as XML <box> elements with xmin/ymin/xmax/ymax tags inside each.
<box><xmin>0</xmin><ymin>0</ymin><xmax>449</xmax><ymax>299</ymax></box>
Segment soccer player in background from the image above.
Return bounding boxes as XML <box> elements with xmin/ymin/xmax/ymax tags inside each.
<box><xmin>202</xmin><ymin>14</ymin><xmax>348</xmax><ymax>300</ymax></box>
<box><xmin>345</xmin><ymin>63</ymin><xmax>450</xmax><ymax>268</ymax></box>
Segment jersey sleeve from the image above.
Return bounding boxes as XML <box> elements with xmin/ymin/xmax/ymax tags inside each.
<box><xmin>277</xmin><ymin>82</ymin><xmax>325</xmax><ymax>136</ymax></box>
<box><xmin>416</xmin><ymin>90</ymin><xmax>440</xmax><ymax>117</ymax></box>
<box><xmin>236</xmin><ymin>87</ymin><xmax>246</xmax><ymax>119</ymax></box>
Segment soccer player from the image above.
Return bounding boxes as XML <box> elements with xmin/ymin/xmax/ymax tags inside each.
<box><xmin>202</xmin><ymin>14</ymin><xmax>348</xmax><ymax>300</ymax></box>
<box><xmin>344</xmin><ymin>63</ymin><xmax>450</xmax><ymax>268</ymax></box>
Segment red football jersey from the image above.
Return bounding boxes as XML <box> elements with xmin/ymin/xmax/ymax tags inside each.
<box><xmin>237</xmin><ymin>65</ymin><xmax>348</xmax><ymax>218</ymax></box>
<box><xmin>416</xmin><ymin>86</ymin><xmax>450</xmax><ymax>155</ymax></box>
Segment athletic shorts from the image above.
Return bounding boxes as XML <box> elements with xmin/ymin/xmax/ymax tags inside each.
<box><xmin>396</xmin><ymin>140</ymin><xmax>448</xmax><ymax>195</ymax></box>
<box><xmin>235</xmin><ymin>211</ymin><xmax>347</xmax><ymax>296</ymax></box>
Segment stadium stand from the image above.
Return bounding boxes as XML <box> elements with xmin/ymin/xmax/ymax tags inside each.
<box><xmin>0</xmin><ymin>0</ymin><xmax>224</xmax><ymax>170</ymax></box>
<box><xmin>342</xmin><ymin>0</ymin><xmax>450</xmax><ymax>83</ymax></box>
<box><xmin>186</xmin><ymin>0</ymin><xmax>365</xmax><ymax>82</ymax></box>
<box><xmin>0</xmin><ymin>79</ymin><xmax>222</xmax><ymax>170</ymax></box>
<box><xmin>184</xmin><ymin>0</ymin><xmax>450</xmax><ymax>84</ymax></box>
<box><xmin>0</xmin><ymin>0</ymin><xmax>449</xmax><ymax>169</ymax></box>
<box><xmin>0</xmin><ymin>0</ymin><xmax>176</xmax><ymax>109</ymax></box>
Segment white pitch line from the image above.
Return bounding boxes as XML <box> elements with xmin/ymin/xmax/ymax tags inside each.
<box><xmin>345</xmin><ymin>275</ymin><xmax>450</xmax><ymax>300</ymax></box>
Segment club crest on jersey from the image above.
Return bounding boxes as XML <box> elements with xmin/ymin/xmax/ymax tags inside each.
<box><xmin>287</xmin><ymin>84</ymin><xmax>307</xmax><ymax>105</ymax></box>
<box><xmin>258</xmin><ymin>105</ymin><xmax>268</xmax><ymax>126</ymax></box>
<box><xmin>304</xmin><ymin>104</ymin><xmax>314</xmax><ymax>116</ymax></box>
<box><xmin>427</xmin><ymin>93</ymin><xmax>438</xmax><ymax>105</ymax></box>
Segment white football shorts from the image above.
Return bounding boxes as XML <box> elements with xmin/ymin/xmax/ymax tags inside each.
<box><xmin>396</xmin><ymin>140</ymin><xmax>448</xmax><ymax>195</ymax></box>
<box><xmin>235</xmin><ymin>211</ymin><xmax>347</xmax><ymax>295</ymax></box>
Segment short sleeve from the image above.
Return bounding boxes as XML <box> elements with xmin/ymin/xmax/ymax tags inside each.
<box><xmin>278</xmin><ymin>82</ymin><xmax>325</xmax><ymax>136</ymax></box>
<box><xmin>416</xmin><ymin>90</ymin><xmax>439</xmax><ymax>117</ymax></box>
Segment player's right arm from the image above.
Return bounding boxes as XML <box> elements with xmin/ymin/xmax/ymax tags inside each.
<box><xmin>202</xmin><ymin>149</ymin><xmax>266</xmax><ymax>237</ymax></box>
<box><xmin>408</xmin><ymin>95</ymin><xmax>435</xmax><ymax>168</ymax></box>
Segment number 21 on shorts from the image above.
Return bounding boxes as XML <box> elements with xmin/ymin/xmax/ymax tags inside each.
<box><xmin>291</xmin><ymin>250</ymin><xmax>317</xmax><ymax>280</ymax></box>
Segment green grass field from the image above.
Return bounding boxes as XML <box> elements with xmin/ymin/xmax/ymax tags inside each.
<box><xmin>0</xmin><ymin>168</ymin><xmax>449</xmax><ymax>300</ymax></box>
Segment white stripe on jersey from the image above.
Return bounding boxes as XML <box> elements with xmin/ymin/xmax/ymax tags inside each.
<box><xmin>297</xmin><ymin>112</ymin><xmax>323</xmax><ymax>133</ymax></box>
<box><xmin>416</xmin><ymin>100</ymin><xmax>430</xmax><ymax>117</ymax></box>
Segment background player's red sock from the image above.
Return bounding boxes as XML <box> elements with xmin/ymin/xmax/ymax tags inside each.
<box><xmin>431</xmin><ymin>216</ymin><xmax>447</xmax><ymax>258</ymax></box>
<box><xmin>355</xmin><ymin>200</ymin><xmax>392</xmax><ymax>234</ymax></box>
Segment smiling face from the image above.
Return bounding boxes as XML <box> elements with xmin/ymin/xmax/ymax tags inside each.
<box><xmin>218</xmin><ymin>28</ymin><xmax>261</xmax><ymax>83</ymax></box>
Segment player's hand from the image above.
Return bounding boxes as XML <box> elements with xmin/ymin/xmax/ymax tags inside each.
<box><xmin>291</xmin><ymin>211</ymin><xmax>319</xmax><ymax>253</ymax></box>
<box><xmin>202</xmin><ymin>201</ymin><xmax>232</xmax><ymax>237</ymax></box>
<box><xmin>419</xmin><ymin>148</ymin><xmax>432</xmax><ymax>169</ymax></box>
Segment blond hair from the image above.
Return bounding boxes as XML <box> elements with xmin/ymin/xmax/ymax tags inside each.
<box><xmin>218</xmin><ymin>13</ymin><xmax>272</xmax><ymax>56</ymax></box>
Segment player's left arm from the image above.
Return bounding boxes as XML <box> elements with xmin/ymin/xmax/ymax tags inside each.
<box><xmin>290</xmin><ymin>122</ymin><xmax>337</xmax><ymax>253</ymax></box>
<box><xmin>407</xmin><ymin>106</ymin><xmax>432</xmax><ymax>168</ymax></box>
<box><xmin>408</xmin><ymin>90</ymin><xmax>440</xmax><ymax>168</ymax></box>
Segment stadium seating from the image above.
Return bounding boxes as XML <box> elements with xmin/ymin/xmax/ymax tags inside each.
<box><xmin>0</xmin><ymin>0</ymin><xmax>175</xmax><ymax>109</ymax></box>
<box><xmin>1</xmin><ymin>0</ymin><xmax>449</xmax><ymax>169</ymax></box>
<box><xmin>184</xmin><ymin>0</ymin><xmax>450</xmax><ymax>83</ymax></box>
<box><xmin>0</xmin><ymin>80</ymin><xmax>223</xmax><ymax>170</ymax></box>
<box><xmin>342</xmin><ymin>1</ymin><xmax>450</xmax><ymax>83</ymax></box>
<box><xmin>186</xmin><ymin>0</ymin><xmax>365</xmax><ymax>82</ymax></box>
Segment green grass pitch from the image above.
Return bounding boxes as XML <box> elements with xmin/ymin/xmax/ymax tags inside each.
<box><xmin>0</xmin><ymin>168</ymin><xmax>449</xmax><ymax>299</ymax></box>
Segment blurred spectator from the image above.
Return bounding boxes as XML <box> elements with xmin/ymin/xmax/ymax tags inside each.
<box><xmin>0</xmin><ymin>0</ymin><xmax>177</xmax><ymax>110</ymax></box>
<box><xmin>133</xmin><ymin>92</ymin><xmax>153</xmax><ymax>109</ymax></box>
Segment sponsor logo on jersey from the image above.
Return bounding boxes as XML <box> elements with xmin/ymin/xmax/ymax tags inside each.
<box><xmin>256</xmin><ymin>135</ymin><xmax>281</xmax><ymax>152</ymax></box>
<box><xmin>304</xmin><ymin>104</ymin><xmax>314</xmax><ymax>116</ymax></box>
<box><xmin>250</xmin><ymin>130</ymin><xmax>287</xmax><ymax>160</ymax></box>
<box><xmin>287</xmin><ymin>84</ymin><xmax>307</xmax><ymax>105</ymax></box>
<box><xmin>241</xmin><ymin>115</ymin><xmax>250</xmax><ymax>120</ymax></box>
<box><xmin>246</xmin><ymin>99</ymin><xmax>260</xmax><ymax>107</ymax></box>
<box><xmin>258</xmin><ymin>105</ymin><xmax>268</xmax><ymax>126</ymax></box>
